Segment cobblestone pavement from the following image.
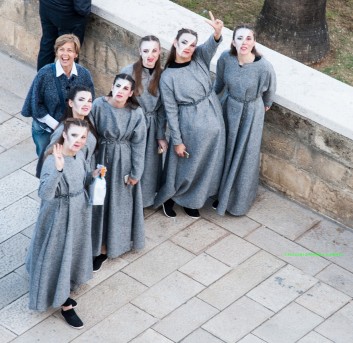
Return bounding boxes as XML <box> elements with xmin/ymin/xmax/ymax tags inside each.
<box><xmin>0</xmin><ymin>51</ymin><xmax>352</xmax><ymax>343</ymax></box>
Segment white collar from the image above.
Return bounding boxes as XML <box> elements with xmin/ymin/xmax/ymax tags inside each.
<box><xmin>55</xmin><ymin>59</ymin><xmax>78</xmax><ymax>77</ymax></box>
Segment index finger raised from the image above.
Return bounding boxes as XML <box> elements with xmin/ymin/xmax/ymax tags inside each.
<box><xmin>209</xmin><ymin>11</ymin><xmax>215</xmax><ymax>22</ymax></box>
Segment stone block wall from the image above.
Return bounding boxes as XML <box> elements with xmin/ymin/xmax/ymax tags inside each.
<box><xmin>262</xmin><ymin>105</ymin><xmax>353</xmax><ymax>227</ymax></box>
<box><xmin>1</xmin><ymin>0</ymin><xmax>352</xmax><ymax>228</ymax></box>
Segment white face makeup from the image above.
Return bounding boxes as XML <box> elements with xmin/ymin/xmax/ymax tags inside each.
<box><xmin>233</xmin><ymin>28</ymin><xmax>254</xmax><ymax>54</ymax></box>
<box><xmin>63</xmin><ymin>125</ymin><xmax>88</xmax><ymax>152</ymax></box>
<box><xmin>175</xmin><ymin>33</ymin><xmax>197</xmax><ymax>56</ymax></box>
<box><xmin>111</xmin><ymin>78</ymin><xmax>133</xmax><ymax>104</ymax></box>
<box><xmin>140</xmin><ymin>41</ymin><xmax>160</xmax><ymax>68</ymax></box>
<box><xmin>69</xmin><ymin>91</ymin><xmax>92</xmax><ymax>118</ymax></box>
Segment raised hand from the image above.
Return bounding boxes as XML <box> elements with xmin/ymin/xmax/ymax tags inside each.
<box><xmin>204</xmin><ymin>11</ymin><xmax>223</xmax><ymax>40</ymax></box>
<box><xmin>53</xmin><ymin>143</ymin><xmax>64</xmax><ymax>171</ymax></box>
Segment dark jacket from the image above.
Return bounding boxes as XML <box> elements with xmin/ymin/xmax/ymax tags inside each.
<box><xmin>40</xmin><ymin>0</ymin><xmax>91</xmax><ymax>16</ymax></box>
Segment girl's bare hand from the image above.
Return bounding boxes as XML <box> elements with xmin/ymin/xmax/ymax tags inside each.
<box><xmin>205</xmin><ymin>11</ymin><xmax>223</xmax><ymax>40</ymax></box>
<box><xmin>53</xmin><ymin>144</ymin><xmax>64</xmax><ymax>171</ymax></box>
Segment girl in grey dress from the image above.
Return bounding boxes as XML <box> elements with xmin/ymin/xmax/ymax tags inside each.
<box><xmin>121</xmin><ymin>35</ymin><xmax>168</xmax><ymax>208</ymax></box>
<box><xmin>26</xmin><ymin>119</ymin><xmax>99</xmax><ymax>329</ymax></box>
<box><xmin>90</xmin><ymin>74</ymin><xmax>146</xmax><ymax>271</ymax></box>
<box><xmin>38</xmin><ymin>85</ymin><xmax>97</xmax><ymax>176</ymax></box>
<box><xmin>154</xmin><ymin>12</ymin><xmax>225</xmax><ymax>219</ymax></box>
<box><xmin>213</xmin><ymin>25</ymin><xmax>276</xmax><ymax>216</ymax></box>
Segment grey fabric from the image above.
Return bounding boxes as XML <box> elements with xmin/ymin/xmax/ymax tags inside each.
<box><xmin>26</xmin><ymin>152</ymin><xmax>93</xmax><ymax>311</ymax></box>
<box><xmin>121</xmin><ymin>64</ymin><xmax>166</xmax><ymax>207</ymax></box>
<box><xmin>90</xmin><ymin>97</ymin><xmax>146</xmax><ymax>258</ymax></box>
<box><xmin>48</xmin><ymin>123</ymin><xmax>97</xmax><ymax>170</ymax></box>
<box><xmin>154</xmin><ymin>35</ymin><xmax>225</xmax><ymax>209</ymax></box>
<box><xmin>214</xmin><ymin>51</ymin><xmax>276</xmax><ymax>215</ymax></box>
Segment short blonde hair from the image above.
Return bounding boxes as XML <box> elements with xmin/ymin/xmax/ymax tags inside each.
<box><xmin>54</xmin><ymin>34</ymin><xmax>81</xmax><ymax>55</ymax></box>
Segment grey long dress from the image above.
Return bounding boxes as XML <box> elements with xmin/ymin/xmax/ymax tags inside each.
<box><xmin>90</xmin><ymin>97</ymin><xmax>146</xmax><ymax>258</ymax></box>
<box><xmin>26</xmin><ymin>152</ymin><xmax>93</xmax><ymax>311</ymax></box>
<box><xmin>121</xmin><ymin>64</ymin><xmax>166</xmax><ymax>207</ymax></box>
<box><xmin>154</xmin><ymin>35</ymin><xmax>225</xmax><ymax>209</ymax></box>
<box><xmin>214</xmin><ymin>50</ymin><xmax>276</xmax><ymax>215</ymax></box>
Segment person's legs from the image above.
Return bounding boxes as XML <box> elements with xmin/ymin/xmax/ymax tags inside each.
<box><xmin>32</xmin><ymin>120</ymin><xmax>52</xmax><ymax>157</ymax></box>
<box><xmin>37</xmin><ymin>2</ymin><xmax>59</xmax><ymax>71</ymax></box>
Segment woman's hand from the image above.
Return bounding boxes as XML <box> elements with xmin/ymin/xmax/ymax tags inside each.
<box><xmin>92</xmin><ymin>168</ymin><xmax>100</xmax><ymax>178</ymax></box>
<box><xmin>205</xmin><ymin>11</ymin><xmax>223</xmax><ymax>41</ymax></box>
<box><xmin>265</xmin><ymin>106</ymin><xmax>271</xmax><ymax>112</ymax></box>
<box><xmin>157</xmin><ymin>139</ymin><xmax>168</xmax><ymax>153</ymax></box>
<box><xmin>127</xmin><ymin>177</ymin><xmax>138</xmax><ymax>186</ymax></box>
<box><xmin>174</xmin><ymin>143</ymin><xmax>187</xmax><ymax>157</ymax></box>
<box><xmin>53</xmin><ymin>144</ymin><xmax>64</xmax><ymax>171</ymax></box>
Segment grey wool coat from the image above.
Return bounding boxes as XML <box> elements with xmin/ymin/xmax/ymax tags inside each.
<box><xmin>154</xmin><ymin>35</ymin><xmax>225</xmax><ymax>209</ymax></box>
<box><xmin>90</xmin><ymin>97</ymin><xmax>146</xmax><ymax>258</ymax></box>
<box><xmin>121</xmin><ymin>64</ymin><xmax>166</xmax><ymax>207</ymax></box>
<box><xmin>214</xmin><ymin>51</ymin><xmax>276</xmax><ymax>215</ymax></box>
<box><xmin>26</xmin><ymin>152</ymin><xmax>93</xmax><ymax>311</ymax></box>
<box><xmin>48</xmin><ymin>123</ymin><xmax>97</xmax><ymax>170</ymax></box>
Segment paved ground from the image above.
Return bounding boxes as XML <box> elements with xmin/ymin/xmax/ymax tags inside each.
<box><xmin>0</xmin><ymin>51</ymin><xmax>353</xmax><ymax>343</ymax></box>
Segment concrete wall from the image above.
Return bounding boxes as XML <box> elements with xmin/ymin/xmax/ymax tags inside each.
<box><xmin>1</xmin><ymin>0</ymin><xmax>353</xmax><ymax>227</ymax></box>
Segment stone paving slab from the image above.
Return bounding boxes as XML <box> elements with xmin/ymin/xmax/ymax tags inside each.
<box><xmin>0</xmin><ymin>110</ymin><xmax>11</xmax><ymax>124</ymax></box>
<box><xmin>181</xmin><ymin>328</ymin><xmax>225</xmax><ymax>343</ymax></box>
<box><xmin>122</xmin><ymin>240</ymin><xmax>194</xmax><ymax>287</ymax></box>
<box><xmin>0</xmin><ymin>234</ymin><xmax>30</xmax><ymax>279</ymax></box>
<box><xmin>297</xmin><ymin>331</ymin><xmax>333</xmax><ymax>343</ymax></box>
<box><xmin>202</xmin><ymin>296</ymin><xmax>273</xmax><ymax>343</ymax></box>
<box><xmin>247</xmin><ymin>187</ymin><xmax>322</xmax><ymax>240</ymax></box>
<box><xmin>170</xmin><ymin>218</ymin><xmax>229</xmax><ymax>255</ymax></box>
<box><xmin>131</xmin><ymin>271</ymin><xmax>204</xmax><ymax>319</ymax></box>
<box><xmin>315</xmin><ymin>301</ymin><xmax>353</xmax><ymax>343</ymax></box>
<box><xmin>246</xmin><ymin>264</ymin><xmax>318</xmax><ymax>312</ymax></box>
<box><xmin>206</xmin><ymin>234</ymin><xmax>260</xmax><ymax>267</ymax></box>
<box><xmin>253</xmin><ymin>302</ymin><xmax>323</xmax><ymax>343</ymax></box>
<box><xmin>153</xmin><ymin>297</ymin><xmax>219</xmax><ymax>342</ymax></box>
<box><xmin>179</xmin><ymin>252</ymin><xmax>231</xmax><ymax>286</ymax></box>
<box><xmin>21</xmin><ymin>160</ymin><xmax>38</xmax><ymax>177</ymax></box>
<box><xmin>0</xmin><ymin>197</ymin><xmax>39</xmax><ymax>242</ymax></box>
<box><xmin>0</xmin><ymin>272</ymin><xmax>28</xmax><ymax>310</ymax></box>
<box><xmin>0</xmin><ymin>170</ymin><xmax>38</xmax><ymax>210</ymax></box>
<box><xmin>0</xmin><ymin>138</ymin><xmax>37</xmax><ymax>179</ymax></box>
<box><xmin>198</xmin><ymin>250</ymin><xmax>285</xmax><ymax>310</ymax></box>
<box><xmin>316</xmin><ymin>264</ymin><xmax>353</xmax><ymax>297</ymax></box>
<box><xmin>0</xmin><ymin>87</ymin><xmax>25</xmax><ymax>116</ymax></box>
<box><xmin>296</xmin><ymin>218</ymin><xmax>353</xmax><ymax>272</ymax></box>
<box><xmin>130</xmin><ymin>329</ymin><xmax>174</xmax><ymax>343</ymax></box>
<box><xmin>246</xmin><ymin>226</ymin><xmax>330</xmax><ymax>275</ymax></box>
<box><xmin>295</xmin><ymin>281</ymin><xmax>351</xmax><ymax>318</ymax></box>
<box><xmin>0</xmin><ymin>117</ymin><xmax>31</xmax><ymax>149</ymax></box>
<box><xmin>72</xmin><ymin>303</ymin><xmax>158</xmax><ymax>343</ymax></box>
<box><xmin>237</xmin><ymin>334</ymin><xmax>267</xmax><ymax>343</ymax></box>
<box><xmin>0</xmin><ymin>324</ymin><xmax>17</xmax><ymax>343</ymax></box>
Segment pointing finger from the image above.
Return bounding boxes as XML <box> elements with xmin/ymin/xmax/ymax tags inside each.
<box><xmin>209</xmin><ymin>11</ymin><xmax>215</xmax><ymax>22</ymax></box>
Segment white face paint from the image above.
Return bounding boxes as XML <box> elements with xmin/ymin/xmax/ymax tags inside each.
<box><xmin>233</xmin><ymin>28</ymin><xmax>255</xmax><ymax>54</ymax></box>
<box><xmin>69</xmin><ymin>91</ymin><xmax>92</xmax><ymax>118</ymax></box>
<box><xmin>63</xmin><ymin>125</ymin><xmax>88</xmax><ymax>152</ymax></box>
<box><xmin>111</xmin><ymin>78</ymin><xmax>133</xmax><ymax>104</ymax></box>
<box><xmin>140</xmin><ymin>41</ymin><xmax>160</xmax><ymax>68</ymax></box>
<box><xmin>175</xmin><ymin>33</ymin><xmax>197</xmax><ymax>56</ymax></box>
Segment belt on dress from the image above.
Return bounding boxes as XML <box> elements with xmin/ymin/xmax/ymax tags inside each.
<box><xmin>177</xmin><ymin>88</ymin><xmax>213</xmax><ymax>107</ymax></box>
<box><xmin>228</xmin><ymin>94</ymin><xmax>261</xmax><ymax>103</ymax></box>
<box><xmin>100</xmin><ymin>138</ymin><xmax>130</xmax><ymax>146</ymax></box>
<box><xmin>55</xmin><ymin>188</ymin><xmax>85</xmax><ymax>199</ymax></box>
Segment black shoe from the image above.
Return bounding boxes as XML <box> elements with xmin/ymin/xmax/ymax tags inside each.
<box><xmin>93</xmin><ymin>254</ymin><xmax>108</xmax><ymax>272</ymax></box>
<box><xmin>183</xmin><ymin>207</ymin><xmax>200</xmax><ymax>219</ymax></box>
<box><xmin>61</xmin><ymin>308</ymin><xmax>84</xmax><ymax>329</ymax></box>
<box><xmin>162</xmin><ymin>199</ymin><xmax>176</xmax><ymax>218</ymax></box>
<box><xmin>212</xmin><ymin>200</ymin><xmax>219</xmax><ymax>210</ymax></box>
<box><xmin>62</xmin><ymin>297</ymin><xmax>77</xmax><ymax>308</ymax></box>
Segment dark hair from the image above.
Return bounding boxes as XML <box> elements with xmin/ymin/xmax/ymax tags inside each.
<box><xmin>107</xmin><ymin>73</ymin><xmax>140</xmax><ymax>109</ymax></box>
<box><xmin>45</xmin><ymin>118</ymin><xmax>89</xmax><ymax>158</ymax></box>
<box><xmin>62</xmin><ymin>85</ymin><xmax>98</xmax><ymax>147</ymax></box>
<box><xmin>164</xmin><ymin>28</ymin><xmax>198</xmax><ymax>68</ymax></box>
<box><xmin>132</xmin><ymin>35</ymin><xmax>162</xmax><ymax>97</ymax></box>
<box><xmin>230</xmin><ymin>24</ymin><xmax>260</xmax><ymax>57</ymax></box>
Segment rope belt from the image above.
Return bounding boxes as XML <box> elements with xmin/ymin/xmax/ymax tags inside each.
<box><xmin>100</xmin><ymin>138</ymin><xmax>130</xmax><ymax>146</ymax></box>
<box><xmin>228</xmin><ymin>94</ymin><xmax>261</xmax><ymax>103</ymax></box>
<box><xmin>177</xmin><ymin>88</ymin><xmax>213</xmax><ymax>107</ymax></box>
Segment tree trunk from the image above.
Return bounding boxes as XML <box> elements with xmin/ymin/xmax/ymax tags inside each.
<box><xmin>256</xmin><ymin>0</ymin><xmax>329</xmax><ymax>64</ymax></box>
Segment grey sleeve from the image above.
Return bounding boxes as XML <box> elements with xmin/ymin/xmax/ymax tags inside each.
<box><xmin>38</xmin><ymin>155</ymin><xmax>63</xmax><ymax>201</ymax></box>
<box><xmin>214</xmin><ymin>53</ymin><xmax>226</xmax><ymax>94</ymax></box>
<box><xmin>196</xmin><ymin>34</ymin><xmax>223</xmax><ymax>68</ymax></box>
<box><xmin>262</xmin><ymin>63</ymin><xmax>277</xmax><ymax>107</ymax></box>
<box><xmin>130</xmin><ymin>110</ymin><xmax>147</xmax><ymax>180</ymax></box>
<box><xmin>159</xmin><ymin>78</ymin><xmax>183</xmax><ymax>145</ymax></box>
<box><xmin>156</xmin><ymin>101</ymin><xmax>167</xmax><ymax>140</ymax></box>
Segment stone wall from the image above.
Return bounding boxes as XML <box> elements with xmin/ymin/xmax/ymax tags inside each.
<box><xmin>1</xmin><ymin>0</ymin><xmax>352</xmax><ymax>227</ymax></box>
